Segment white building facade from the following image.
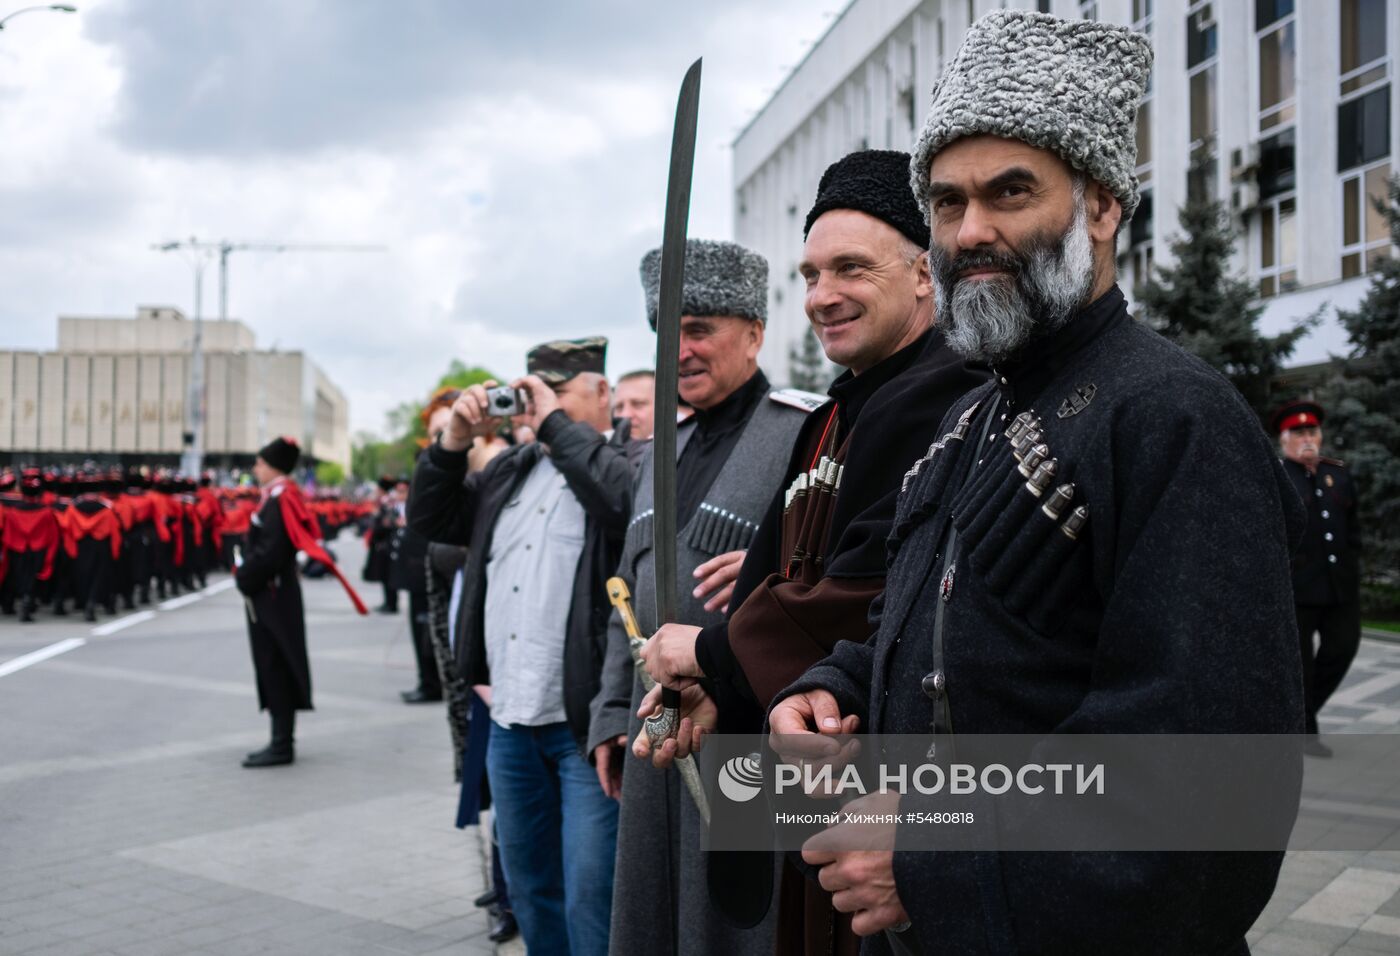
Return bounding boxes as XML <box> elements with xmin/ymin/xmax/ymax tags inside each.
<box><xmin>733</xmin><ymin>0</ymin><xmax>1399</xmax><ymax>386</ymax></box>
<box><xmin>0</xmin><ymin>306</ymin><xmax>351</xmax><ymax>470</ymax></box>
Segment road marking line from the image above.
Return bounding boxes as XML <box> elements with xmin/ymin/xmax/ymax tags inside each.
<box><xmin>0</xmin><ymin>638</ymin><xmax>87</xmax><ymax>678</ymax></box>
<box><xmin>90</xmin><ymin>610</ymin><xmax>157</xmax><ymax>637</ymax></box>
<box><xmin>202</xmin><ymin>578</ymin><xmax>237</xmax><ymax>596</ymax></box>
<box><xmin>159</xmin><ymin>593</ymin><xmax>203</xmax><ymax>611</ymax></box>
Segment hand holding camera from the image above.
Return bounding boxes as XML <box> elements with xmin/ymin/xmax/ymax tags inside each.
<box><xmin>442</xmin><ymin>375</ymin><xmax>559</xmax><ymax>452</ymax></box>
<box><xmin>442</xmin><ymin>381</ymin><xmax>510</xmax><ymax>452</ymax></box>
<box><xmin>510</xmin><ymin>375</ymin><xmax>560</xmax><ymax>433</ymax></box>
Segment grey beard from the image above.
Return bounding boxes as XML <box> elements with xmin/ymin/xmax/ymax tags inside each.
<box><xmin>934</xmin><ymin>200</ymin><xmax>1095</xmax><ymax>365</ymax></box>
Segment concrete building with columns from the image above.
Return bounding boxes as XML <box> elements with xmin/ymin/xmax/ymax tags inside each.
<box><xmin>733</xmin><ymin>0</ymin><xmax>1398</xmax><ymax>386</ymax></box>
<box><xmin>0</xmin><ymin>306</ymin><xmax>351</xmax><ymax>471</ymax></box>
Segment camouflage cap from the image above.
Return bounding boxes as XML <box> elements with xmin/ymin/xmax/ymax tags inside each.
<box><xmin>527</xmin><ymin>336</ymin><xmax>608</xmax><ymax>385</ymax></box>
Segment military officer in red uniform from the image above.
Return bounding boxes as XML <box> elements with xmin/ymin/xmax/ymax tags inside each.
<box><xmin>1274</xmin><ymin>400</ymin><xmax>1362</xmax><ymax>757</ymax></box>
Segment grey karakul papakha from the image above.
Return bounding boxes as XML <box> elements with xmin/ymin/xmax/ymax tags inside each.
<box><xmin>640</xmin><ymin>239</ymin><xmax>768</xmax><ymax>330</ymax></box>
<box><xmin>910</xmin><ymin>10</ymin><xmax>1152</xmax><ymax>222</ymax></box>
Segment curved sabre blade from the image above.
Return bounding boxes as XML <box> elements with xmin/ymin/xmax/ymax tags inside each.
<box><xmin>646</xmin><ymin>58</ymin><xmax>702</xmax><ymax>753</ymax></box>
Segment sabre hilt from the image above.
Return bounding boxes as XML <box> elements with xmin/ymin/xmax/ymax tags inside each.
<box><xmin>645</xmin><ymin>688</ymin><xmax>682</xmax><ymax>746</ymax></box>
<box><xmin>607</xmin><ymin>577</ymin><xmax>681</xmax><ymax>744</ymax></box>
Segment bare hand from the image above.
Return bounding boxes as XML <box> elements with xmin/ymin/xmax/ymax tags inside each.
<box><xmin>633</xmin><ymin>683</ymin><xmax>716</xmax><ymax>768</ymax></box>
<box><xmin>472</xmin><ymin>684</ymin><xmax>492</xmax><ymax>708</ymax></box>
<box><xmin>639</xmin><ymin>623</ymin><xmax>702</xmax><ymax>689</ymax></box>
<box><xmin>443</xmin><ymin>382</ymin><xmax>503</xmax><ymax>452</ymax></box>
<box><xmin>593</xmin><ymin>734</ymin><xmax>627</xmax><ymax>800</ymax></box>
<box><xmin>693</xmin><ymin>550</ymin><xmax>746</xmax><ymax>613</ymax></box>
<box><xmin>511</xmin><ymin>374</ymin><xmax>560</xmax><ymax>433</ymax></box>
<box><xmin>768</xmin><ymin>689</ymin><xmax>861</xmax><ymax>797</ymax></box>
<box><xmin>802</xmin><ymin>792</ymin><xmax>909</xmax><ymax>936</ymax></box>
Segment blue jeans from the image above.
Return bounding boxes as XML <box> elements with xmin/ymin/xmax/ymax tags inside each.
<box><xmin>487</xmin><ymin>720</ymin><xmax>618</xmax><ymax>956</ymax></box>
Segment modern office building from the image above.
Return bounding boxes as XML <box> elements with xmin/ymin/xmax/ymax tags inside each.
<box><xmin>0</xmin><ymin>306</ymin><xmax>351</xmax><ymax>470</ymax></box>
<box><xmin>733</xmin><ymin>0</ymin><xmax>1397</xmax><ymax>385</ymax></box>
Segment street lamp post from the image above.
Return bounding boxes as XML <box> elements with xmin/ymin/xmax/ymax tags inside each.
<box><xmin>153</xmin><ymin>238</ymin><xmax>212</xmax><ymax>478</ymax></box>
<box><xmin>0</xmin><ymin>4</ymin><xmax>77</xmax><ymax>32</ymax></box>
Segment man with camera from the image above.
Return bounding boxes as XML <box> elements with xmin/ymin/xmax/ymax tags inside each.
<box><xmin>409</xmin><ymin>336</ymin><xmax>630</xmax><ymax>956</ymax></box>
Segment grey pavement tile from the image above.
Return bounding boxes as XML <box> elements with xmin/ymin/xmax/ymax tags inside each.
<box><xmin>23</xmin><ymin>940</ymin><xmax>106</xmax><ymax>956</ymax></box>
<box><xmin>1251</xmin><ymin>932</ymin><xmax>1344</xmax><ymax>956</ymax></box>
<box><xmin>1342</xmin><ymin>930</ymin><xmax>1400</xmax><ymax>953</ymax></box>
<box><xmin>199</xmin><ymin>937</ymin><xmax>279</xmax><ymax>956</ymax></box>
<box><xmin>419</xmin><ymin>914</ymin><xmax>492</xmax><ymax>940</ymax></box>
<box><xmin>0</xmin><ymin>929</ymin><xmax>61</xmax><ymax>952</ymax></box>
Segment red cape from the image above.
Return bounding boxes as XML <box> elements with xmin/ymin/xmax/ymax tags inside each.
<box><xmin>274</xmin><ymin>481</ymin><xmax>368</xmax><ymax>615</ymax></box>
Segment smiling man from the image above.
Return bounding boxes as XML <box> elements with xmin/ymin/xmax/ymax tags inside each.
<box><xmin>632</xmin><ymin>150</ymin><xmax>984</xmax><ymax>955</ymax></box>
<box><xmin>768</xmin><ymin>12</ymin><xmax>1307</xmax><ymax>954</ymax></box>
<box><xmin>587</xmin><ymin>239</ymin><xmax>811</xmax><ymax>956</ymax></box>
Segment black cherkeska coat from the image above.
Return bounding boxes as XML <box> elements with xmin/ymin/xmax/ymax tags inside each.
<box><xmin>235</xmin><ymin>488</ymin><xmax>312</xmax><ymax>713</ymax></box>
<box><xmin>778</xmin><ymin>286</ymin><xmax>1308</xmax><ymax>955</ymax></box>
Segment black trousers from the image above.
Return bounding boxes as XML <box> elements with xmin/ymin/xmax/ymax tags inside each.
<box><xmin>408</xmin><ymin>589</ymin><xmax>440</xmax><ymax>696</ymax></box>
<box><xmin>1297</xmin><ymin>602</ymin><xmax>1362</xmax><ymax>734</ymax></box>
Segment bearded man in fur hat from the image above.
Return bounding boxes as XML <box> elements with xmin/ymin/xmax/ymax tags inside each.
<box><xmin>770</xmin><ymin>12</ymin><xmax>1306</xmax><ymax>953</ymax></box>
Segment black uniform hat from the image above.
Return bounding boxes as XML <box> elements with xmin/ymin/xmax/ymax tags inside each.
<box><xmin>1271</xmin><ymin>399</ymin><xmax>1325</xmax><ymax>434</ymax></box>
<box><xmin>258</xmin><ymin>435</ymin><xmax>301</xmax><ymax>473</ymax></box>
<box><xmin>526</xmin><ymin>336</ymin><xmax>608</xmax><ymax>385</ymax></box>
<box><xmin>377</xmin><ymin>475</ymin><xmax>397</xmax><ymax>492</ymax></box>
<box><xmin>804</xmin><ymin>149</ymin><xmax>930</xmax><ymax>249</ymax></box>
<box><xmin>20</xmin><ymin>467</ymin><xmax>43</xmax><ymax>496</ymax></box>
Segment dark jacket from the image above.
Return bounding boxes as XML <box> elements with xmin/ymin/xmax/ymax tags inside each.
<box><xmin>777</xmin><ymin>288</ymin><xmax>1307</xmax><ymax>955</ymax></box>
<box><xmin>410</xmin><ymin>412</ymin><xmax>631</xmax><ymax>753</ymax></box>
<box><xmin>1282</xmin><ymin>456</ymin><xmax>1360</xmax><ymax>606</ymax></box>
<box><xmin>235</xmin><ymin>487</ymin><xmax>312</xmax><ymax>712</ymax></box>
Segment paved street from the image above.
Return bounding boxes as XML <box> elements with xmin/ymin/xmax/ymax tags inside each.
<box><xmin>2</xmin><ymin>530</ymin><xmax>1400</xmax><ymax>954</ymax></box>
<box><xmin>0</xmin><ymin>533</ymin><xmax>513</xmax><ymax>956</ymax></box>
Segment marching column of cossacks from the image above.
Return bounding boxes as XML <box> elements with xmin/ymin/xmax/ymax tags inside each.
<box><xmin>0</xmin><ymin>464</ymin><xmax>371</xmax><ymax>624</ymax></box>
<box><xmin>4</xmin><ymin>10</ymin><xmax>1375</xmax><ymax>955</ymax></box>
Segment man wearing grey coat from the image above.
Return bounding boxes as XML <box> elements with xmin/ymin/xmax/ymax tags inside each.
<box><xmin>588</xmin><ymin>239</ymin><xmax>813</xmax><ymax>956</ymax></box>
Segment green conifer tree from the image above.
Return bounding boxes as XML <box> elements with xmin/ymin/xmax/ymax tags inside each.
<box><xmin>1135</xmin><ymin>161</ymin><xmax>1317</xmax><ymax>422</ymax></box>
<box><xmin>788</xmin><ymin>326</ymin><xmax>830</xmax><ymax>392</ymax></box>
<box><xmin>1323</xmin><ymin>173</ymin><xmax>1400</xmax><ymax>605</ymax></box>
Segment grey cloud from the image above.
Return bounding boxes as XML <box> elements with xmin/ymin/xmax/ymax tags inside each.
<box><xmin>84</xmin><ymin>0</ymin><xmax>755</xmax><ymax>157</ymax></box>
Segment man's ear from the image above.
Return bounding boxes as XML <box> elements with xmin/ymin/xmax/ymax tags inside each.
<box><xmin>749</xmin><ymin>319</ymin><xmax>765</xmax><ymax>358</ymax></box>
<box><xmin>1086</xmin><ymin>181</ymin><xmax>1123</xmax><ymax>244</ymax></box>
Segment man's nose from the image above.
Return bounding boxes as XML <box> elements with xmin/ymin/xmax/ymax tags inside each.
<box><xmin>956</xmin><ymin>202</ymin><xmax>999</xmax><ymax>250</ymax></box>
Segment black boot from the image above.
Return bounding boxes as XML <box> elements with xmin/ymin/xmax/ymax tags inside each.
<box><xmin>242</xmin><ymin>712</ymin><xmax>295</xmax><ymax>768</ymax></box>
<box><xmin>19</xmin><ymin>597</ymin><xmax>35</xmax><ymax>623</ymax></box>
<box><xmin>83</xmin><ymin>605</ymin><xmax>97</xmax><ymax>623</ymax></box>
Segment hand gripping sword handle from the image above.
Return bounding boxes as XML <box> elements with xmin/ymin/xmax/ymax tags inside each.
<box><xmin>606</xmin><ymin>577</ymin><xmax>710</xmax><ymax>824</ymax></box>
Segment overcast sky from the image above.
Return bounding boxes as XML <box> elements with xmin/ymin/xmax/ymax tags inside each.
<box><xmin>0</xmin><ymin>0</ymin><xmax>833</xmax><ymax>436</ymax></box>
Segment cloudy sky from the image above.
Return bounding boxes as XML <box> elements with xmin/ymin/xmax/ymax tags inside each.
<box><xmin>0</xmin><ymin>0</ymin><xmax>833</xmax><ymax>436</ymax></box>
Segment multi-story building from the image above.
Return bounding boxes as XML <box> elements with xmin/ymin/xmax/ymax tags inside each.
<box><xmin>0</xmin><ymin>306</ymin><xmax>351</xmax><ymax>471</ymax></box>
<box><xmin>733</xmin><ymin>0</ymin><xmax>1397</xmax><ymax>386</ymax></box>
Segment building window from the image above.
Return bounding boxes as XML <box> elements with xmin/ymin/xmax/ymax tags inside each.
<box><xmin>1038</xmin><ymin>0</ymin><xmax>1052</xmax><ymax>13</ymax></box>
<box><xmin>1132</xmin><ymin>0</ymin><xmax>1153</xmax><ymax>34</ymax></box>
<box><xmin>1258</xmin><ymin>194</ymin><xmax>1297</xmax><ymax>298</ymax></box>
<box><xmin>1341</xmin><ymin>0</ymin><xmax>1388</xmax><ymax>94</ymax></box>
<box><xmin>1187</xmin><ymin>3</ymin><xmax>1217</xmax><ymax>69</ymax></box>
<box><xmin>1187</xmin><ymin>2</ymin><xmax>1218</xmax><ymax>203</ymax></box>
<box><xmin>1341</xmin><ymin>161</ymin><xmax>1393</xmax><ymax>277</ymax></box>
<box><xmin>1338</xmin><ymin>85</ymin><xmax>1391</xmax><ymax>171</ymax></box>
<box><xmin>1128</xmin><ymin>189</ymin><xmax>1154</xmax><ymax>293</ymax></box>
<box><xmin>1255</xmin><ymin>0</ymin><xmax>1292</xmax><ymax>29</ymax></box>
<box><xmin>1080</xmin><ymin>1</ymin><xmax>1098</xmax><ymax>21</ymax></box>
<box><xmin>1135</xmin><ymin>97</ymin><xmax>1153</xmax><ymax>184</ymax></box>
<box><xmin>1258</xmin><ymin>128</ymin><xmax>1297</xmax><ymax>200</ymax></box>
<box><xmin>1256</xmin><ymin>9</ymin><xmax>1296</xmax><ymax>133</ymax></box>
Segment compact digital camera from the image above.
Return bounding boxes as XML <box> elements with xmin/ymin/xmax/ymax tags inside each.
<box><xmin>484</xmin><ymin>386</ymin><xmax>527</xmax><ymax>417</ymax></box>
